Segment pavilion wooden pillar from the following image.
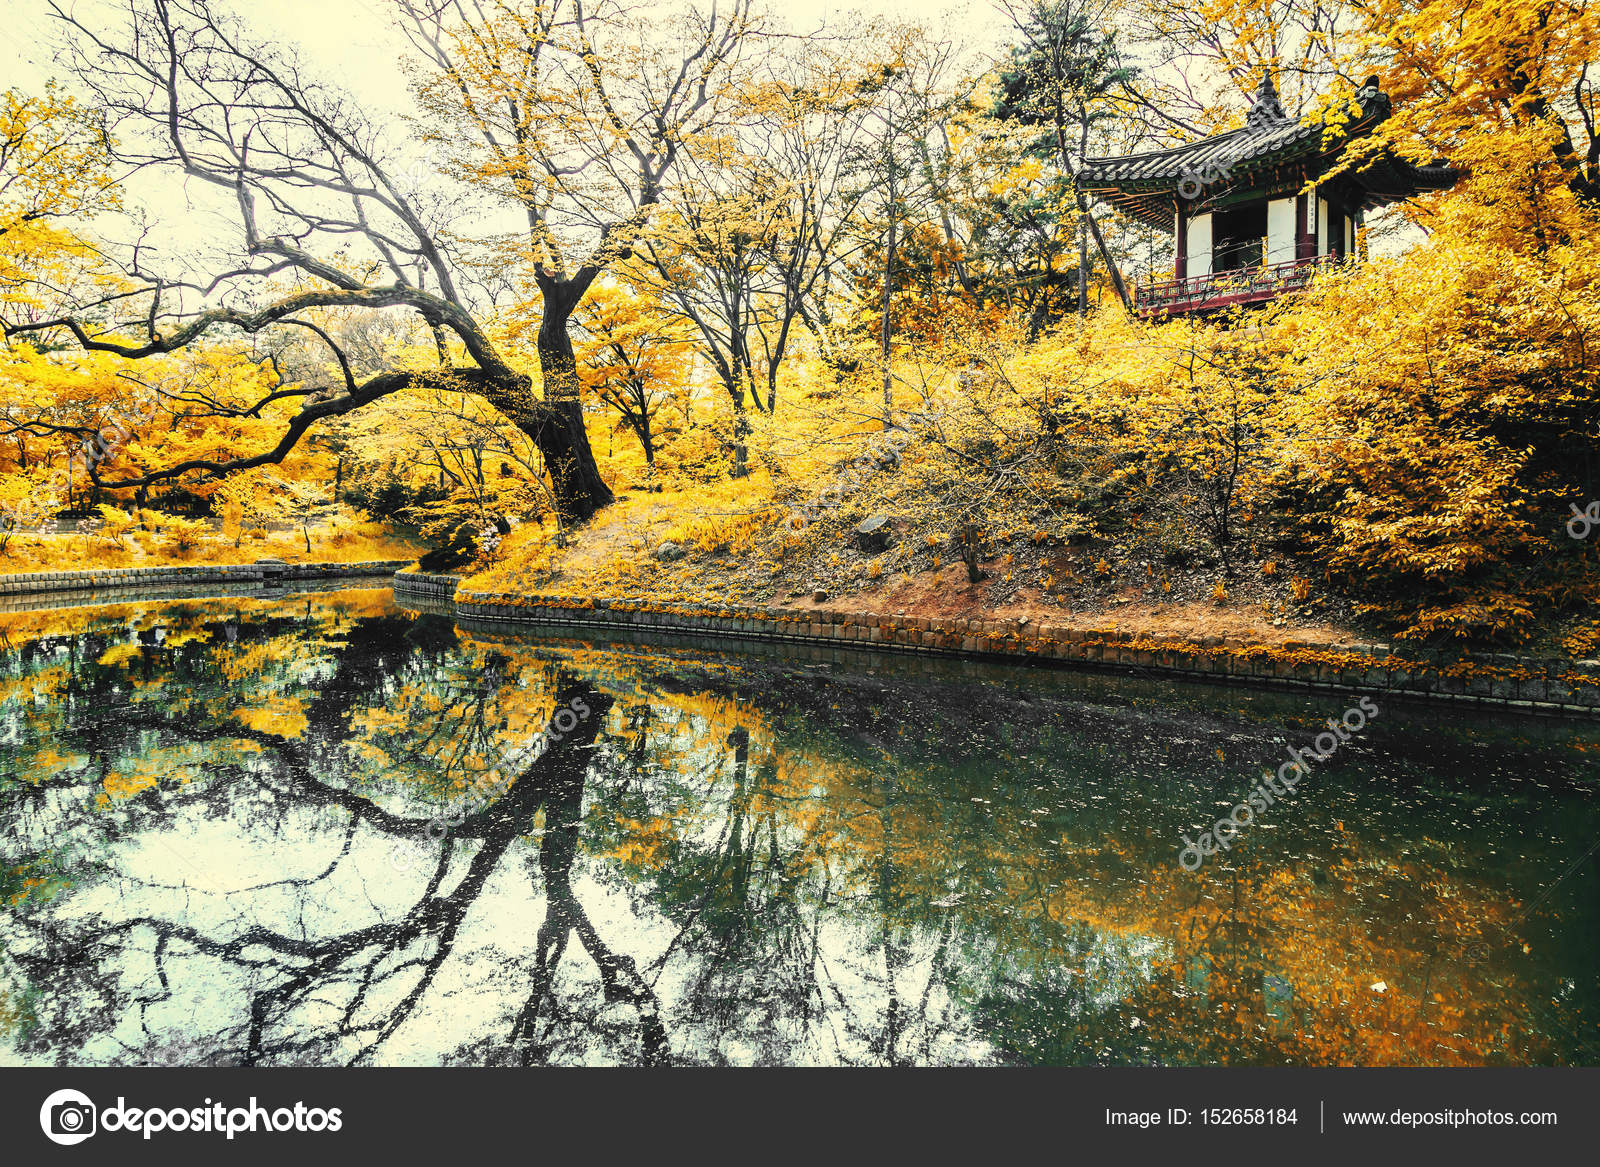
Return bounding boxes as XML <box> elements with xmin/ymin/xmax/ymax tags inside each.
<box><xmin>1175</xmin><ymin>203</ymin><xmax>1188</xmax><ymax>280</ymax></box>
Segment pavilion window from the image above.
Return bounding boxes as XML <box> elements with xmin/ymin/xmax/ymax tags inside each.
<box><xmin>1213</xmin><ymin>204</ymin><xmax>1265</xmax><ymax>272</ymax></box>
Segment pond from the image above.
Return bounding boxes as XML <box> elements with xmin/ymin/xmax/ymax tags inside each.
<box><xmin>1</xmin><ymin>586</ymin><xmax>1597</xmax><ymax>1067</ymax></box>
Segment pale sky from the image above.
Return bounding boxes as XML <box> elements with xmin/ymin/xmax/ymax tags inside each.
<box><xmin>2</xmin><ymin>0</ymin><xmax>1018</xmax><ymax>291</ymax></box>
<box><xmin>5</xmin><ymin>0</ymin><xmax>1009</xmax><ymax>109</ymax></box>
<box><xmin>2</xmin><ymin>1</ymin><xmax>1420</xmax><ymax>272</ymax></box>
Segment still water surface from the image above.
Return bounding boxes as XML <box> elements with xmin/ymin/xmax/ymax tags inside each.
<box><xmin>1</xmin><ymin>587</ymin><xmax>1596</xmax><ymax>1066</ymax></box>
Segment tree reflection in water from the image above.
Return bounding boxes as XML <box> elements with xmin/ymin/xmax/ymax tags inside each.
<box><xmin>0</xmin><ymin>590</ymin><xmax>1597</xmax><ymax>1066</ymax></box>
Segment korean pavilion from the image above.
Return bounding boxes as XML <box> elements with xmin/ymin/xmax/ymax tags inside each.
<box><xmin>1080</xmin><ymin>72</ymin><xmax>1456</xmax><ymax>317</ymax></box>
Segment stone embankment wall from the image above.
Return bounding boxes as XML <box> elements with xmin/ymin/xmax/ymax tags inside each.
<box><xmin>0</xmin><ymin>559</ymin><xmax>413</xmax><ymax>596</ymax></box>
<box><xmin>390</xmin><ymin>573</ymin><xmax>1600</xmax><ymax>715</ymax></box>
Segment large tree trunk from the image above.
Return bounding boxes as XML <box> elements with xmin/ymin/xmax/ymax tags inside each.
<box><xmin>529</xmin><ymin>397</ymin><xmax>614</xmax><ymax>522</ymax></box>
<box><xmin>530</xmin><ymin>271</ymin><xmax>615</xmax><ymax>522</ymax></box>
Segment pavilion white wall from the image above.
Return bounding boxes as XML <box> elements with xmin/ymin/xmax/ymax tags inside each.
<box><xmin>1266</xmin><ymin>198</ymin><xmax>1296</xmax><ymax>265</ymax></box>
<box><xmin>1186</xmin><ymin>213</ymin><xmax>1212</xmax><ymax>277</ymax></box>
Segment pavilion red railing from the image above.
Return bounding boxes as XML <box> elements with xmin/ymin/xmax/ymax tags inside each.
<box><xmin>1136</xmin><ymin>257</ymin><xmax>1332</xmax><ymax>317</ymax></box>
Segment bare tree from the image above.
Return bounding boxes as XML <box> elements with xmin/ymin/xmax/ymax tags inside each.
<box><xmin>5</xmin><ymin>0</ymin><xmax>656</xmax><ymax>521</ymax></box>
<box><xmin>638</xmin><ymin>37</ymin><xmax>876</xmax><ymax>448</ymax></box>
<box><xmin>847</xmin><ymin>28</ymin><xmax>978</xmax><ymax>429</ymax></box>
<box><xmin>398</xmin><ymin>0</ymin><xmax>756</xmax><ymax>487</ymax></box>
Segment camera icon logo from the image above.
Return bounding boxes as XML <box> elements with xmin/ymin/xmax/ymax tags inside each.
<box><xmin>39</xmin><ymin>1089</ymin><xmax>98</xmax><ymax>1146</ymax></box>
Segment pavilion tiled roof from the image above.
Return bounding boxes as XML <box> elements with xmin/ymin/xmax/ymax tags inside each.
<box><xmin>1080</xmin><ymin>74</ymin><xmax>1456</xmax><ymax>229</ymax></box>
